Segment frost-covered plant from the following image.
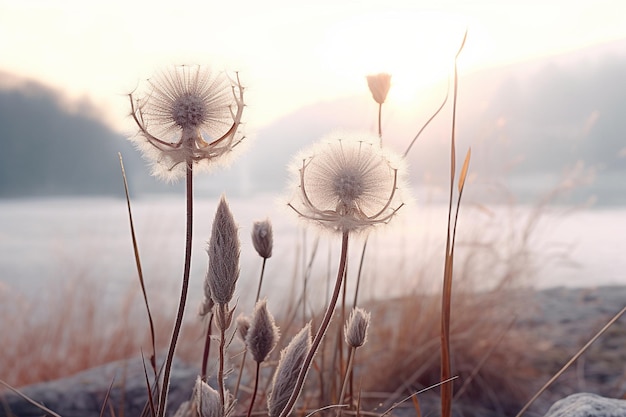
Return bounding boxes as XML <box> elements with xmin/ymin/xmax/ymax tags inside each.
<box><xmin>268</xmin><ymin>324</ymin><xmax>312</xmax><ymax>417</ymax></box>
<box><xmin>129</xmin><ymin>65</ymin><xmax>245</xmax><ymax>181</ymax></box>
<box><xmin>288</xmin><ymin>132</ymin><xmax>404</xmax><ymax>234</ymax></box>
<box><xmin>279</xmin><ymin>133</ymin><xmax>406</xmax><ymax>417</ymax></box>
<box><xmin>245</xmin><ymin>299</ymin><xmax>280</xmax><ymax>417</ymax></box>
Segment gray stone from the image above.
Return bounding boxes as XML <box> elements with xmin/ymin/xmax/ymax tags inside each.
<box><xmin>0</xmin><ymin>356</ymin><xmax>198</xmax><ymax>417</ymax></box>
<box><xmin>545</xmin><ymin>393</ymin><xmax>626</xmax><ymax>417</ymax></box>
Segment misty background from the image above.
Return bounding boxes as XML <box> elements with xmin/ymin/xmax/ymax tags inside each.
<box><xmin>0</xmin><ymin>38</ymin><xmax>625</xmax><ymax>206</ymax></box>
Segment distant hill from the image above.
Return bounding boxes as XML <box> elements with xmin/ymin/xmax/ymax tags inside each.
<box><xmin>1</xmin><ymin>38</ymin><xmax>625</xmax><ymax>204</ymax></box>
<box><xmin>0</xmin><ymin>75</ymin><xmax>182</xmax><ymax>198</ymax></box>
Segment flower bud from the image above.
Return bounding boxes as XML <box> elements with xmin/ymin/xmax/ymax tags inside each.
<box><xmin>366</xmin><ymin>73</ymin><xmax>391</xmax><ymax>104</ymax></box>
<box><xmin>252</xmin><ymin>219</ymin><xmax>273</xmax><ymax>259</ymax></box>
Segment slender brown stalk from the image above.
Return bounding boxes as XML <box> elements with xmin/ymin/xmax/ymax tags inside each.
<box><xmin>440</xmin><ymin>30</ymin><xmax>467</xmax><ymax>417</ymax></box>
<box><xmin>246</xmin><ymin>362</ymin><xmax>262</xmax><ymax>417</ymax></box>
<box><xmin>255</xmin><ymin>258</ymin><xmax>268</xmax><ymax>303</ymax></box>
<box><xmin>377</xmin><ymin>103</ymin><xmax>383</xmax><ymax>143</ymax></box>
<box><xmin>217</xmin><ymin>307</ymin><xmax>227</xmax><ymax>408</ymax></box>
<box><xmin>119</xmin><ymin>154</ymin><xmax>158</xmax><ymax>387</ymax></box>
<box><xmin>201</xmin><ymin>313</ymin><xmax>214</xmax><ymax>380</ymax></box>
<box><xmin>157</xmin><ymin>159</ymin><xmax>194</xmax><ymax>417</ymax></box>
<box><xmin>336</xmin><ymin>347</ymin><xmax>356</xmax><ymax>417</ymax></box>
<box><xmin>278</xmin><ymin>230</ymin><xmax>350</xmax><ymax>417</ymax></box>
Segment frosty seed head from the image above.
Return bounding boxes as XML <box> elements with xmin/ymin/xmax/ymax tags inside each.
<box><xmin>128</xmin><ymin>65</ymin><xmax>245</xmax><ymax>181</ymax></box>
<box><xmin>287</xmin><ymin>132</ymin><xmax>405</xmax><ymax>233</ymax></box>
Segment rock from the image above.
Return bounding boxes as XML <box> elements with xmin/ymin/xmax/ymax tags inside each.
<box><xmin>0</xmin><ymin>357</ymin><xmax>198</xmax><ymax>417</ymax></box>
<box><xmin>544</xmin><ymin>393</ymin><xmax>626</xmax><ymax>417</ymax></box>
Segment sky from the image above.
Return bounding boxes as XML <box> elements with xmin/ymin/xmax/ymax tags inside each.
<box><xmin>1</xmin><ymin>0</ymin><xmax>625</xmax><ymax>133</ymax></box>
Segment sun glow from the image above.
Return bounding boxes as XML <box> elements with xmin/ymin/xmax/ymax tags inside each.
<box><xmin>318</xmin><ymin>10</ymin><xmax>488</xmax><ymax>105</ymax></box>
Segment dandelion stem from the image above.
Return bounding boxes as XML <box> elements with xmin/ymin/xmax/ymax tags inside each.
<box><xmin>157</xmin><ymin>159</ymin><xmax>194</xmax><ymax>417</ymax></box>
<box><xmin>246</xmin><ymin>362</ymin><xmax>261</xmax><ymax>417</ymax></box>
<box><xmin>278</xmin><ymin>230</ymin><xmax>350</xmax><ymax>417</ymax></box>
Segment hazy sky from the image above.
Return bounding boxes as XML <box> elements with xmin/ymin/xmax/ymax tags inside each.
<box><xmin>1</xmin><ymin>0</ymin><xmax>625</xmax><ymax>132</ymax></box>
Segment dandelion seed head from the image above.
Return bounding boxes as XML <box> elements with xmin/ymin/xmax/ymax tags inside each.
<box><xmin>288</xmin><ymin>132</ymin><xmax>405</xmax><ymax>233</ymax></box>
<box><xmin>172</xmin><ymin>93</ymin><xmax>208</xmax><ymax>128</ymax></box>
<box><xmin>129</xmin><ymin>65</ymin><xmax>245</xmax><ymax>181</ymax></box>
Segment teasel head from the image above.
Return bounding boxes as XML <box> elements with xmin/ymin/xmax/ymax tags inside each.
<box><xmin>246</xmin><ymin>299</ymin><xmax>280</xmax><ymax>363</ymax></box>
<box><xmin>251</xmin><ymin>219</ymin><xmax>273</xmax><ymax>259</ymax></box>
<box><xmin>366</xmin><ymin>73</ymin><xmax>391</xmax><ymax>105</ymax></box>
<box><xmin>267</xmin><ymin>323</ymin><xmax>312</xmax><ymax>417</ymax></box>
<box><xmin>287</xmin><ymin>132</ymin><xmax>406</xmax><ymax>234</ymax></box>
<box><xmin>129</xmin><ymin>65</ymin><xmax>245</xmax><ymax>181</ymax></box>
<box><xmin>344</xmin><ymin>307</ymin><xmax>371</xmax><ymax>348</ymax></box>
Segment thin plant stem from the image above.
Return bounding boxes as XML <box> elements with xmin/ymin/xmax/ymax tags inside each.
<box><xmin>440</xmin><ymin>30</ymin><xmax>467</xmax><ymax>417</ymax></box>
<box><xmin>337</xmin><ymin>347</ymin><xmax>356</xmax><ymax>417</ymax></box>
<box><xmin>246</xmin><ymin>362</ymin><xmax>262</xmax><ymax>417</ymax></box>
<box><xmin>278</xmin><ymin>230</ymin><xmax>350</xmax><ymax>417</ymax></box>
<box><xmin>234</xmin><ymin>349</ymin><xmax>247</xmax><ymax>399</ymax></box>
<box><xmin>377</xmin><ymin>102</ymin><xmax>383</xmax><ymax>144</ymax></box>
<box><xmin>255</xmin><ymin>258</ymin><xmax>268</xmax><ymax>303</ymax></box>
<box><xmin>201</xmin><ymin>313</ymin><xmax>214</xmax><ymax>381</ymax></box>
<box><xmin>157</xmin><ymin>159</ymin><xmax>194</xmax><ymax>417</ymax></box>
<box><xmin>118</xmin><ymin>153</ymin><xmax>158</xmax><ymax>386</ymax></box>
<box><xmin>217</xmin><ymin>305</ymin><xmax>227</xmax><ymax>408</ymax></box>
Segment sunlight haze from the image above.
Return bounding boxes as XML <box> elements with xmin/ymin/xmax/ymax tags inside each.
<box><xmin>0</xmin><ymin>0</ymin><xmax>625</xmax><ymax>131</ymax></box>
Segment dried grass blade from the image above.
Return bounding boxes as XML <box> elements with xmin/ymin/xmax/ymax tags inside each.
<box><xmin>99</xmin><ymin>376</ymin><xmax>117</xmax><ymax>417</ymax></box>
<box><xmin>118</xmin><ymin>153</ymin><xmax>158</xmax><ymax>379</ymax></box>
<box><xmin>515</xmin><ymin>304</ymin><xmax>626</xmax><ymax>417</ymax></box>
<box><xmin>458</xmin><ymin>148</ymin><xmax>471</xmax><ymax>193</ymax></box>
<box><xmin>0</xmin><ymin>379</ymin><xmax>63</xmax><ymax>417</ymax></box>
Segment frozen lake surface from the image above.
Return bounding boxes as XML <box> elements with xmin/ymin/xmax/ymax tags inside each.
<box><xmin>1</xmin><ymin>194</ymin><xmax>625</xmax><ymax>314</ymax></box>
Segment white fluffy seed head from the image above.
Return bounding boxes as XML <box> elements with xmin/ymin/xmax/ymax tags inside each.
<box><xmin>344</xmin><ymin>307</ymin><xmax>371</xmax><ymax>348</ymax></box>
<box><xmin>246</xmin><ymin>299</ymin><xmax>280</xmax><ymax>363</ymax></box>
<box><xmin>288</xmin><ymin>132</ymin><xmax>405</xmax><ymax>233</ymax></box>
<box><xmin>128</xmin><ymin>65</ymin><xmax>246</xmax><ymax>181</ymax></box>
<box><xmin>267</xmin><ymin>323</ymin><xmax>312</xmax><ymax>417</ymax></box>
<box><xmin>206</xmin><ymin>195</ymin><xmax>240</xmax><ymax>306</ymax></box>
<box><xmin>251</xmin><ymin>219</ymin><xmax>273</xmax><ymax>259</ymax></box>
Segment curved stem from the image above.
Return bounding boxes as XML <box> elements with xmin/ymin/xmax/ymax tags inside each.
<box><xmin>246</xmin><ymin>362</ymin><xmax>261</xmax><ymax>417</ymax></box>
<box><xmin>157</xmin><ymin>160</ymin><xmax>194</xmax><ymax>417</ymax></box>
<box><xmin>278</xmin><ymin>230</ymin><xmax>350</xmax><ymax>417</ymax></box>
